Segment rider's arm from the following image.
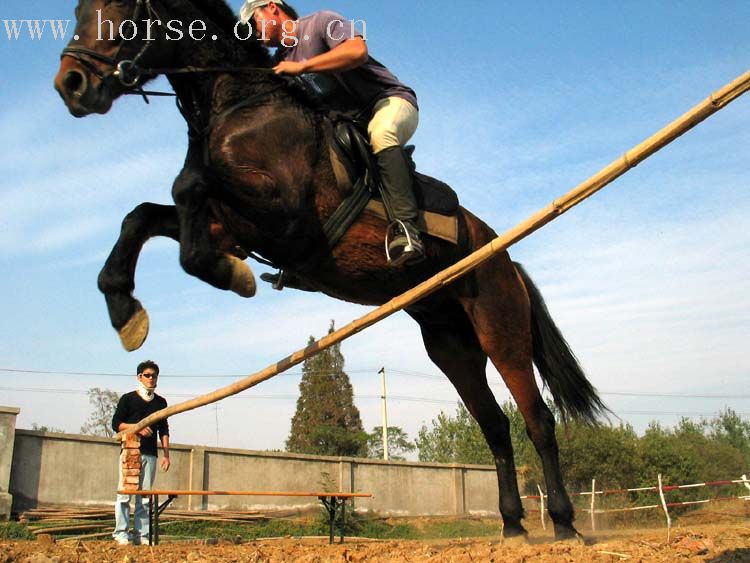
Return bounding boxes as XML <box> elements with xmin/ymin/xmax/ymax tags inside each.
<box><xmin>298</xmin><ymin>38</ymin><xmax>368</xmax><ymax>73</ymax></box>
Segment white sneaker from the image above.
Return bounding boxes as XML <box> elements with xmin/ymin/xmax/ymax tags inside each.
<box><xmin>114</xmin><ymin>537</ymin><xmax>130</xmax><ymax>546</ymax></box>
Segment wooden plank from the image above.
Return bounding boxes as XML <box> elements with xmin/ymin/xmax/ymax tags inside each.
<box><xmin>117</xmin><ymin>490</ymin><xmax>372</xmax><ymax>498</ymax></box>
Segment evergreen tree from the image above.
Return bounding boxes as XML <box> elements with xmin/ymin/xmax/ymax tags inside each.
<box><xmin>286</xmin><ymin>321</ymin><xmax>367</xmax><ymax>456</ymax></box>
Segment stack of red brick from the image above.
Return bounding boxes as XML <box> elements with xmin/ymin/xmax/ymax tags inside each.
<box><xmin>121</xmin><ymin>435</ymin><xmax>141</xmax><ymax>492</ymax></box>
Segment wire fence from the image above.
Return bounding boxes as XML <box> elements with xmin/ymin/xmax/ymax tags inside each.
<box><xmin>521</xmin><ymin>474</ymin><xmax>750</xmax><ymax>539</ymax></box>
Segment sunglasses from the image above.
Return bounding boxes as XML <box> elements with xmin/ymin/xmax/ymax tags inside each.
<box><xmin>139</xmin><ymin>372</ymin><xmax>158</xmax><ymax>379</ymax></box>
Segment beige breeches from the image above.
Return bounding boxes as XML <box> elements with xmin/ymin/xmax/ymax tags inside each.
<box><xmin>367</xmin><ymin>96</ymin><xmax>419</xmax><ymax>154</ymax></box>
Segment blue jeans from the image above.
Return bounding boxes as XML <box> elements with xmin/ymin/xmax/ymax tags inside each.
<box><xmin>113</xmin><ymin>453</ymin><xmax>157</xmax><ymax>543</ymax></box>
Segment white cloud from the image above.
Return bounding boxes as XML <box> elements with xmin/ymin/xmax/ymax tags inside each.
<box><xmin>26</xmin><ymin>215</ymin><xmax>111</xmax><ymax>252</ymax></box>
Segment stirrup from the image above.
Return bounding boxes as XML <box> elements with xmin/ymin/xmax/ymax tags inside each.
<box><xmin>385</xmin><ymin>220</ymin><xmax>424</xmax><ymax>267</ymax></box>
<box><xmin>260</xmin><ymin>270</ymin><xmax>285</xmax><ymax>291</ymax></box>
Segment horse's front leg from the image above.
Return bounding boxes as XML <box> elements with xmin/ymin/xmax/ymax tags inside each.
<box><xmin>98</xmin><ymin>203</ymin><xmax>179</xmax><ymax>351</ymax></box>
<box><xmin>172</xmin><ymin>165</ymin><xmax>256</xmax><ymax>300</ymax></box>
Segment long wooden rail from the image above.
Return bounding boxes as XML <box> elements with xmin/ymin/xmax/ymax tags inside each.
<box><xmin>120</xmin><ymin>489</ymin><xmax>372</xmax><ymax>545</ymax></box>
<box><xmin>119</xmin><ymin>490</ymin><xmax>372</xmax><ymax>497</ymax></box>
<box><xmin>119</xmin><ymin>68</ymin><xmax>750</xmax><ymax>438</ymax></box>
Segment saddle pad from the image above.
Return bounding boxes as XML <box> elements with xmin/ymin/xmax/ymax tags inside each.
<box><xmin>363</xmin><ymin>200</ymin><xmax>458</xmax><ymax>244</ymax></box>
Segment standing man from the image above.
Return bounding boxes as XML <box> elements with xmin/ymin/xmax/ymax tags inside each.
<box><xmin>111</xmin><ymin>360</ymin><xmax>170</xmax><ymax>546</ymax></box>
<box><xmin>239</xmin><ymin>1</ymin><xmax>425</xmax><ymax>266</ymax></box>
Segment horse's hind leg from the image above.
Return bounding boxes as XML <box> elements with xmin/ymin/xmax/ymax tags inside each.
<box><xmin>464</xmin><ymin>254</ymin><xmax>579</xmax><ymax>540</ymax></box>
<box><xmin>98</xmin><ymin>203</ymin><xmax>179</xmax><ymax>351</ymax></box>
<box><xmin>172</xmin><ymin>151</ymin><xmax>255</xmax><ymax>299</ymax></box>
<box><xmin>410</xmin><ymin>305</ymin><xmax>527</xmax><ymax>539</ymax></box>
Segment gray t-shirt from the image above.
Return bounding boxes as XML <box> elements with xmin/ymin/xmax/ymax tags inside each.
<box><xmin>276</xmin><ymin>10</ymin><xmax>418</xmax><ymax>115</ymax></box>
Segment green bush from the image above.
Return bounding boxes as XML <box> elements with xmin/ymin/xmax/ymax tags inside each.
<box><xmin>0</xmin><ymin>521</ymin><xmax>34</xmax><ymax>540</ymax></box>
<box><xmin>165</xmin><ymin>519</ymin><xmax>317</xmax><ymax>540</ymax></box>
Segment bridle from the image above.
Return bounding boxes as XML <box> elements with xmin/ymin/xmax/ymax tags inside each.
<box><xmin>62</xmin><ymin>0</ymin><xmax>161</xmax><ymax>92</ymax></box>
<box><xmin>61</xmin><ymin>0</ymin><xmax>279</xmax><ymax>106</ymax></box>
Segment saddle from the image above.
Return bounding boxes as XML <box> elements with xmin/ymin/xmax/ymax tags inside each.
<box><xmin>323</xmin><ymin>119</ymin><xmax>460</xmax><ymax>250</ymax></box>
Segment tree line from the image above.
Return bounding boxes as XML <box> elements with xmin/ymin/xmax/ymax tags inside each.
<box><xmin>415</xmin><ymin>402</ymin><xmax>750</xmax><ymax>494</ymax></box>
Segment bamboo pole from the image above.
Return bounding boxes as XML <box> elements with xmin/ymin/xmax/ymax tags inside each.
<box><xmin>31</xmin><ymin>523</ymin><xmax>111</xmax><ymax>535</ymax></box>
<box><xmin>120</xmin><ymin>68</ymin><xmax>750</xmax><ymax>438</ymax></box>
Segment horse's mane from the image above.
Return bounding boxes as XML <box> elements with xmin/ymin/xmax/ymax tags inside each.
<box><xmin>186</xmin><ymin>0</ymin><xmax>271</xmax><ymax>65</ymax></box>
<box><xmin>189</xmin><ymin>0</ymin><xmax>239</xmax><ymax>32</ymax></box>
<box><xmin>177</xmin><ymin>0</ymin><xmax>327</xmax><ymax>118</ymax></box>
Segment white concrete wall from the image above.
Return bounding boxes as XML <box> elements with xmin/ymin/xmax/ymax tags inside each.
<box><xmin>0</xmin><ymin>406</ymin><xmax>19</xmax><ymax>519</ymax></box>
<box><xmin>8</xmin><ymin>428</ymin><xmax>510</xmax><ymax>516</ymax></box>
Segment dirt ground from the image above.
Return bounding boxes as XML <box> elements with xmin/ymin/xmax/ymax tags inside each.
<box><xmin>2</xmin><ymin>523</ymin><xmax>750</xmax><ymax>563</ymax></box>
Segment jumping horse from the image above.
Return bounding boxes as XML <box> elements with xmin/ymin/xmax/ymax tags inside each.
<box><xmin>54</xmin><ymin>0</ymin><xmax>606</xmax><ymax>540</ymax></box>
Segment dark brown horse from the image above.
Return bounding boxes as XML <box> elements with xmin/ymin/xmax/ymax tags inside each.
<box><xmin>54</xmin><ymin>0</ymin><xmax>606</xmax><ymax>540</ymax></box>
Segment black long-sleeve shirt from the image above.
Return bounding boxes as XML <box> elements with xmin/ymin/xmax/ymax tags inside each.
<box><xmin>111</xmin><ymin>391</ymin><xmax>169</xmax><ymax>457</ymax></box>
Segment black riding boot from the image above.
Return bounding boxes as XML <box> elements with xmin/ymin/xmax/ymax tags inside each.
<box><xmin>375</xmin><ymin>146</ymin><xmax>425</xmax><ymax>266</ymax></box>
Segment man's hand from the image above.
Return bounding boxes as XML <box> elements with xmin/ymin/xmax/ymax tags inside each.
<box><xmin>137</xmin><ymin>427</ymin><xmax>153</xmax><ymax>438</ymax></box>
<box><xmin>273</xmin><ymin>60</ymin><xmax>307</xmax><ymax>75</ymax></box>
<box><xmin>160</xmin><ymin>457</ymin><xmax>170</xmax><ymax>472</ymax></box>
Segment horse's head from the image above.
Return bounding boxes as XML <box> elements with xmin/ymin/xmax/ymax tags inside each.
<box><xmin>54</xmin><ymin>0</ymin><xmax>175</xmax><ymax>117</ymax></box>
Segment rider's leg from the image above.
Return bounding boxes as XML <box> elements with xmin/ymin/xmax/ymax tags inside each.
<box><xmin>368</xmin><ymin>97</ymin><xmax>424</xmax><ymax>266</ymax></box>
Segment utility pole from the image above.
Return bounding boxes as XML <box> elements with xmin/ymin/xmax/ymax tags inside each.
<box><xmin>214</xmin><ymin>403</ymin><xmax>220</xmax><ymax>447</ymax></box>
<box><xmin>379</xmin><ymin>367</ymin><xmax>389</xmax><ymax>460</ymax></box>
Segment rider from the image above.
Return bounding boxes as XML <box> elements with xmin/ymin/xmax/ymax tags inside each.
<box><xmin>239</xmin><ymin>0</ymin><xmax>424</xmax><ymax>266</ymax></box>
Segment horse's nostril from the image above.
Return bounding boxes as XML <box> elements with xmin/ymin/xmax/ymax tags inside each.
<box><xmin>62</xmin><ymin>69</ymin><xmax>87</xmax><ymax>97</ymax></box>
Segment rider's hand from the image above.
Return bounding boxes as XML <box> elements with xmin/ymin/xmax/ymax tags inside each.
<box><xmin>137</xmin><ymin>427</ymin><xmax>153</xmax><ymax>438</ymax></box>
<box><xmin>273</xmin><ymin>61</ymin><xmax>307</xmax><ymax>76</ymax></box>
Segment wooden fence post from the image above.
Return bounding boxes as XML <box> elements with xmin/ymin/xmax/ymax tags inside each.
<box><xmin>537</xmin><ymin>484</ymin><xmax>546</xmax><ymax>531</ymax></box>
<box><xmin>657</xmin><ymin>474</ymin><xmax>671</xmax><ymax>542</ymax></box>
<box><xmin>590</xmin><ymin>478</ymin><xmax>596</xmax><ymax>532</ymax></box>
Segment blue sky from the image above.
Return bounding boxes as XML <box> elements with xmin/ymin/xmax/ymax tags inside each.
<box><xmin>1</xmin><ymin>1</ymin><xmax>749</xmax><ymax>454</ymax></box>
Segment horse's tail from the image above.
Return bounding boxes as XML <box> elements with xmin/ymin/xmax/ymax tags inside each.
<box><xmin>514</xmin><ymin>262</ymin><xmax>607</xmax><ymax>425</ymax></box>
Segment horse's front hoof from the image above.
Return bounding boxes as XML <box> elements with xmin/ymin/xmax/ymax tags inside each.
<box><xmin>502</xmin><ymin>534</ymin><xmax>529</xmax><ymax>546</ymax></box>
<box><xmin>502</xmin><ymin>525</ymin><xmax>529</xmax><ymax>545</ymax></box>
<box><xmin>554</xmin><ymin>526</ymin><xmax>585</xmax><ymax>544</ymax></box>
<box><xmin>228</xmin><ymin>256</ymin><xmax>256</xmax><ymax>298</ymax></box>
<box><xmin>118</xmin><ymin>308</ymin><xmax>150</xmax><ymax>351</ymax></box>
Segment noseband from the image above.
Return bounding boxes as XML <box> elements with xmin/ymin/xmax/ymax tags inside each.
<box><xmin>61</xmin><ymin>0</ymin><xmax>161</xmax><ymax>90</ymax></box>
